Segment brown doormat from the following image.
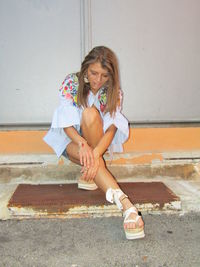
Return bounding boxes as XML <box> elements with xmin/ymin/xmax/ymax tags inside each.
<box><xmin>8</xmin><ymin>182</ymin><xmax>181</xmax><ymax>218</ymax></box>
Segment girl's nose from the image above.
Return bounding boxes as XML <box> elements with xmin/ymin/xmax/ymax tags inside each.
<box><xmin>96</xmin><ymin>75</ymin><xmax>102</xmax><ymax>82</ymax></box>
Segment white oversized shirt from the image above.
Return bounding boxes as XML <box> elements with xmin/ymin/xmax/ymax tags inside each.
<box><xmin>43</xmin><ymin>73</ymin><xmax>129</xmax><ymax>157</ymax></box>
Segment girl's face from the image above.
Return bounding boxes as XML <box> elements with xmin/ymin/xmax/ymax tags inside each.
<box><xmin>87</xmin><ymin>61</ymin><xmax>109</xmax><ymax>95</ymax></box>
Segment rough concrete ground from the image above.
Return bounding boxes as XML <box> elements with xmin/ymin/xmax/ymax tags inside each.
<box><xmin>0</xmin><ymin>212</ymin><xmax>200</xmax><ymax>267</ymax></box>
<box><xmin>0</xmin><ymin>152</ymin><xmax>200</xmax><ymax>266</ymax></box>
<box><xmin>0</xmin><ymin>174</ymin><xmax>200</xmax><ymax>267</ymax></box>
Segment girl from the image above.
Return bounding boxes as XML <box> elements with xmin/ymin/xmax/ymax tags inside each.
<box><xmin>44</xmin><ymin>46</ymin><xmax>145</xmax><ymax>240</ymax></box>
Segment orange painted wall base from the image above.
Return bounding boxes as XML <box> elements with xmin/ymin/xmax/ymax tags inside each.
<box><xmin>0</xmin><ymin>127</ymin><xmax>200</xmax><ymax>154</ymax></box>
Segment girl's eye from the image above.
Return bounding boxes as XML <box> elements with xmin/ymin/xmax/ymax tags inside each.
<box><xmin>90</xmin><ymin>70</ymin><xmax>108</xmax><ymax>79</ymax></box>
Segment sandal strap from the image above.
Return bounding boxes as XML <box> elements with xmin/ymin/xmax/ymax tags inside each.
<box><xmin>124</xmin><ymin>215</ymin><xmax>141</xmax><ymax>224</ymax></box>
<box><xmin>123</xmin><ymin>206</ymin><xmax>138</xmax><ymax>220</ymax></box>
<box><xmin>106</xmin><ymin>188</ymin><xmax>128</xmax><ymax>210</ymax></box>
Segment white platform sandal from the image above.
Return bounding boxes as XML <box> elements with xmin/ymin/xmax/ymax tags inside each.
<box><xmin>106</xmin><ymin>188</ymin><xmax>145</xmax><ymax>240</ymax></box>
<box><xmin>123</xmin><ymin>206</ymin><xmax>145</xmax><ymax>239</ymax></box>
<box><xmin>78</xmin><ymin>179</ymin><xmax>98</xmax><ymax>190</ymax></box>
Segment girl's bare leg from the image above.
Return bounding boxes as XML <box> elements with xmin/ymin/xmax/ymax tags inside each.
<box><xmin>66</xmin><ymin>107</ymin><xmax>144</xmax><ymax>229</ymax></box>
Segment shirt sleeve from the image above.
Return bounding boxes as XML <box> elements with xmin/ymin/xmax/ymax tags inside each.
<box><xmin>43</xmin><ymin>73</ymin><xmax>81</xmax><ymax>157</ymax></box>
<box><xmin>51</xmin><ymin>73</ymin><xmax>80</xmax><ymax>128</ymax></box>
<box><xmin>103</xmin><ymin>108</ymin><xmax>129</xmax><ymax>153</ymax></box>
<box><xmin>103</xmin><ymin>89</ymin><xmax>129</xmax><ymax>153</ymax></box>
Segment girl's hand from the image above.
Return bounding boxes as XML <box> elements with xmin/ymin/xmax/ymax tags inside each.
<box><xmin>78</xmin><ymin>141</ymin><xmax>94</xmax><ymax>170</ymax></box>
<box><xmin>80</xmin><ymin>148</ymin><xmax>100</xmax><ymax>181</ymax></box>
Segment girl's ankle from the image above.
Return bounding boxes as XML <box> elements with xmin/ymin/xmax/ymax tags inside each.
<box><xmin>120</xmin><ymin>196</ymin><xmax>133</xmax><ymax>211</ymax></box>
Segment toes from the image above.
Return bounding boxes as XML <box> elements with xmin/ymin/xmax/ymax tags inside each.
<box><xmin>124</xmin><ymin>222</ymin><xmax>136</xmax><ymax>230</ymax></box>
<box><xmin>130</xmin><ymin>222</ymin><xmax>136</xmax><ymax>229</ymax></box>
<box><xmin>123</xmin><ymin>209</ymin><xmax>145</xmax><ymax>230</ymax></box>
<box><xmin>124</xmin><ymin>218</ymin><xmax>144</xmax><ymax>230</ymax></box>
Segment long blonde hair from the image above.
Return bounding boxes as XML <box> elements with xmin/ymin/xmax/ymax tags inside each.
<box><xmin>77</xmin><ymin>46</ymin><xmax>121</xmax><ymax>115</ymax></box>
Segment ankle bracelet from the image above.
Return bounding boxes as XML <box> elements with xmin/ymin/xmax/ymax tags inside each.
<box><xmin>120</xmin><ymin>194</ymin><xmax>128</xmax><ymax>202</ymax></box>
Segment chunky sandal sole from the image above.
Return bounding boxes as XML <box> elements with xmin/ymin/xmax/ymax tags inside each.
<box><xmin>125</xmin><ymin>229</ymin><xmax>145</xmax><ymax>240</ymax></box>
<box><xmin>78</xmin><ymin>181</ymin><xmax>98</xmax><ymax>190</ymax></box>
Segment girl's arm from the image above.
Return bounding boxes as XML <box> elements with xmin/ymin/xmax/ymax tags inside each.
<box><xmin>64</xmin><ymin>126</ymin><xmax>94</xmax><ymax>168</ymax></box>
<box><xmin>81</xmin><ymin>124</ymin><xmax>117</xmax><ymax>181</ymax></box>
<box><xmin>64</xmin><ymin>126</ymin><xmax>86</xmax><ymax>145</ymax></box>
<box><xmin>93</xmin><ymin>124</ymin><xmax>117</xmax><ymax>158</ymax></box>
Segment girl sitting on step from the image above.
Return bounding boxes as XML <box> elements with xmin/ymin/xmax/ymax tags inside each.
<box><xmin>44</xmin><ymin>46</ymin><xmax>145</xmax><ymax>240</ymax></box>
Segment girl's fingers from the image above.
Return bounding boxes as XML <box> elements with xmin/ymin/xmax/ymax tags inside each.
<box><xmin>80</xmin><ymin>148</ymin><xmax>99</xmax><ymax>181</ymax></box>
<box><xmin>81</xmin><ymin>165</ymin><xmax>98</xmax><ymax>181</ymax></box>
<box><xmin>82</xmin><ymin>151</ymin><xmax>91</xmax><ymax>168</ymax></box>
<box><xmin>80</xmin><ymin>172</ymin><xmax>85</xmax><ymax>180</ymax></box>
<box><xmin>88</xmin><ymin>167</ymin><xmax>96</xmax><ymax>181</ymax></box>
<box><xmin>92</xmin><ymin>167</ymin><xmax>98</xmax><ymax>179</ymax></box>
<box><xmin>90</xmin><ymin>152</ymin><xmax>95</xmax><ymax>166</ymax></box>
<box><xmin>84</xmin><ymin>150</ymin><xmax>93</xmax><ymax>169</ymax></box>
<box><xmin>81</xmin><ymin>168</ymin><xmax>88</xmax><ymax>181</ymax></box>
<box><xmin>91</xmin><ymin>171</ymin><xmax>96</xmax><ymax>180</ymax></box>
<box><xmin>79</xmin><ymin>144</ymin><xmax>95</xmax><ymax>169</ymax></box>
<box><xmin>92</xmin><ymin>162</ymin><xmax>99</xmax><ymax>178</ymax></box>
<box><xmin>86</xmin><ymin>170</ymin><xmax>91</xmax><ymax>181</ymax></box>
<box><xmin>83</xmin><ymin>153</ymin><xmax>87</xmax><ymax>168</ymax></box>
<box><xmin>79</xmin><ymin>152</ymin><xmax>83</xmax><ymax>165</ymax></box>
<box><xmin>88</xmin><ymin>165</ymin><xmax>97</xmax><ymax>181</ymax></box>
<box><xmin>80</xmin><ymin>166</ymin><xmax>85</xmax><ymax>173</ymax></box>
<box><xmin>86</xmin><ymin>153</ymin><xmax>91</xmax><ymax>169</ymax></box>
<box><xmin>86</xmin><ymin>166</ymin><xmax>94</xmax><ymax>181</ymax></box>
<box><xmin>88</xmin><ymin>149</ymin><xmax>94</xmax><ymax>167</ymax></box>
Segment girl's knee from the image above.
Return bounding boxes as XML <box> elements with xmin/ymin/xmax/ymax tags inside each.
<box><xmin>82</xmin><ymin>107</ymin><xmax>102</xmax><ymax>127</ymax></box>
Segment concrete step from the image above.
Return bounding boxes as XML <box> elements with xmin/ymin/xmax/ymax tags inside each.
<box><xmin>0</xmin><ymin>152</ymin><xmax>200</xmax><ymax>185</ymax></box>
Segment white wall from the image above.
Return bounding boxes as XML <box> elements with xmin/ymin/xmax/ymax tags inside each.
<box><xmin>91</xmin><ymin>0</ymin><xmax>200</xmax><ymax>122</ymax></box>
<box><xmin>0</xmin><ymin>0</ymin><xmax>200</xmax><ymax>124</ymax></box>
<box><xmin>0</xmin><ymin>0</ymin><xmax>81</xmax><ymax>124</ymax></box>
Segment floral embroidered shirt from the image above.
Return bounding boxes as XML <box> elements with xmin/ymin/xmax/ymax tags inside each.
<box><xmin>43</xmin><ymin>73</ymin><xmax>129</xmax><ymax>158</ymax></box>
<box><xmin>59</xmin><ymin>73</ymin><xmax>109</xmax><ymax>113</ymax></box>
